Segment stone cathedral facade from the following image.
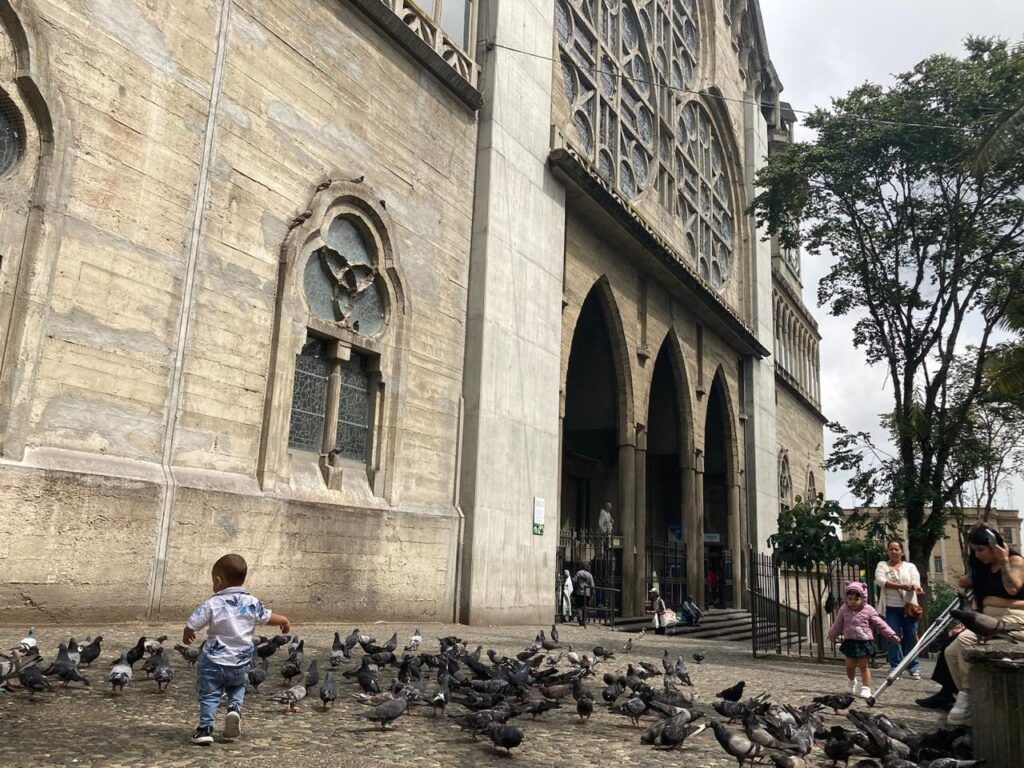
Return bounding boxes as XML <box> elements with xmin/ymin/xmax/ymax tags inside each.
<box><xmin>0</xmin><ymin>0</ymin><xmax>823</xmax><ymax>624</ymax></box>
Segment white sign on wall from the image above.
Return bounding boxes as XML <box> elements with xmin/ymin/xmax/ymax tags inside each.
<box><xmin>533</xmin><ymin>497</ymin><xmax>545</xmax><ymax>535</ymax></box>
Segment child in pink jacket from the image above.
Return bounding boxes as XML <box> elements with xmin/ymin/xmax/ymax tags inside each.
<box><xmin>827</xmin><ymin>581</ymin><xmax>899</xmax><ymax>698</ymax></box>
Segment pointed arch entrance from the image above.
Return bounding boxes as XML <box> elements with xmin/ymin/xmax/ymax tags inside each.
<box><xmin>559</xmin><ymin>282</ymin><xmax>633</xmax><ymax>618</ymax></box>
<box><xmin>643</xmin><ymin>340</ymin><xmax>689</xmax><ymax>608</ymax></box>
<box><xmin>703</xmin><ymin>371</ymin><xmax>742</xmax><ymax>608</ymax></box>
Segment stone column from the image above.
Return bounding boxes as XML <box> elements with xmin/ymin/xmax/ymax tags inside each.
<box><xmin>634</xmin><ymin>424</ymin><xmax>648</xmax><ymax>613</ymax></box>
<box><xmin>728</xmin><ymin>480</ymin><xmax>744</xmax><ymax>608</ymax></box>
<box><xmin>681</xmin><ymin>453</ymin><xmax>698</xmax><ymax>605</ymax></box>
<box><xmin>688</xmin><ymin>450</ymin><xmax>705</xmax><ymax>609</ymax></box>
<box><xmin>619</xmin><ymin>441</ymin><xmax>638</xmax><ymax>616</ymax></box>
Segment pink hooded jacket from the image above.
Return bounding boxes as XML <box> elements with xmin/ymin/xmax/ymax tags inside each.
<box><xmin>827</xmin><ymin>582</ymin><xmax>899</xmax><ymax>643</ymax></box>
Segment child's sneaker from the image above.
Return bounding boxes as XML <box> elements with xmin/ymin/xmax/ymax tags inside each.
<box><xmin>850</xmin><ymin>678</ymin><xmax>860</xmax><ymax>695</ymax></box>
<box><xmin>224</xmin><ymin>709</ymin><xmax>241</xmax><ymax>740</ymax></box>
<box><xmin>908</xmin><ymin>670</ymin><xmax>921</xmax><ymax>680</ymax></box>
<box><xmin>191</xmin><ymin>726</ymin><xmax>214</xmax><ymax>746</ymax></box>
<box><xmin>859</xmin><ymin>685</ymin><xmax>872</xmax><ymax>699</ymax></box>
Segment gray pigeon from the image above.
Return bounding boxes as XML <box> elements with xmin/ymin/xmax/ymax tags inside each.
<box><xmin>17</xmin><ymin>657</ymin><xmax>50</xmax><ymax>698</ymax></box>
<box><xmin>330</xmin><ymin>632</ymin><xmax>347</xmax><ymax>667</ymax></box>
<box><xmin>108</xmin><ymin>652</ymin><xmax>132</xmax><ymax>693</ymax></box>
<box><xmin>49</xmin><ymin>643</ymin><xmax>90</xmax><ymax>688</ymax></box>
<box><xmin>486</xmin><ymin>722</ymin><xmax>524</xmax><ymax>754</ymax></box>
<box><xmin>710</xmin><ymin>720</ymin><xmax>763</xmax><ymax>767</ymax></box>
<box><xmin>365</xmin><ymin>689</ymin><xmax>409</xmax><ymax>730</ymax></box>
<box><xmin>304</xmin><ymin>659</ymin><xmax>319</xmax><ymax>690</ymax></box>
<box><xmin>79</xmin><ymin>636</ymin><xmax>102</xmax><ymax>667</ymax></box>
<box><xmin>173</xmin><ymin>643</ymin><xmax>202</xmax><ymax>665</ymax></box>
<box><xmin>153</xmin><ymin>650</ymin><xmax>174</xmax><ymax>693</ymax></box>
<box><xmin>654</xmin><ymin>713</ymin><xmax>706</xmax><ymax>750</ymax></box>
<box><xmin>273</xmin><ymin>682</ymin><xmax>306</xmax><ymax>712</ymax></box>
<box><xmin>319</xmin><ymin>671</ymin><xmax>337</xmax><ymax>709</ymax></box>
<box><xmin>247</xmin><ymin>659</ymin><xmax>269</xmax><ymax>690</ymax></box>
<box><xmin>66</xmin><ymin>639</ymin><xmax>81</xmax><ymax>667</ymax></box>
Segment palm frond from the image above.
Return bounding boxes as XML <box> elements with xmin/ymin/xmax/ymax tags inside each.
<box><xmin>975</xmin><ymin>104</ymin><xmax>1024</xmax><ymax>176</ymax></box>
<box><xmin>986</xmin><ymin>344</ymin><xmax>1024</xmax><ymax>398</ymax></box>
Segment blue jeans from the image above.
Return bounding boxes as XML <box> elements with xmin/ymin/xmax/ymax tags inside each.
<box><xmin>196</xmin><ymin>655</ymin><xmax>248</xmax><ymax>728</ymax></box>
<box><xmin>884</xmin><ymin>606</ymin><xmax>920</xmax><ymax>674</ymax></box>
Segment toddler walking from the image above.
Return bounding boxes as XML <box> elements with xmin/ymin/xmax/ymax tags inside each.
<box><xmin>827</xmin><ymin>581</ymin><xmax>899</xmax><ymax>698</ymax></box>
<box><xmin>183</xmin><ymin>553</ymin><xmax>290</xmax><ymax>745</ymax></box>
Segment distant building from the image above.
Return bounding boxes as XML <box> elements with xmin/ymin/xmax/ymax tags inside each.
<box><xmin>841</xmin><ymin>507</ymin><xmax>1023</xmax><ymax>586</ymax></box>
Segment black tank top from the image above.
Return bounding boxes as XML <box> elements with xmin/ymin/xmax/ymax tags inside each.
<box><xmin>973</xmin><ymin>558</ymin><xmax>1024</xmax><ymax>601</ymax></box>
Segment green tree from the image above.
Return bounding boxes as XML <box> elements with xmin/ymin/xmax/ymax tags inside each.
<box><xmin>751</xmin><ymin>38</ymin><xmax>1024</xmax><ymax>583</ymax></box>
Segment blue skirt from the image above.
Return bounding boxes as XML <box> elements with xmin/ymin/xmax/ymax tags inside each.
<box><xmin>840</xmin><ymin>639</ymin><xmax>877</xmax><ymax>658</ymax></box>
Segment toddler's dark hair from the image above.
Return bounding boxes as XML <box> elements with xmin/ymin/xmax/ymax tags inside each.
<box><xmin>212</xmin><ymin>554</ymin><xmax>247</xmax><ymax>586</ymax></box>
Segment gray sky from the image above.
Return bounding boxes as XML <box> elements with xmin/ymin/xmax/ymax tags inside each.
<box><xmin>758</xmin><ymin>1</ymin><xmax>1024</xmax><ymax>513</ymax></box>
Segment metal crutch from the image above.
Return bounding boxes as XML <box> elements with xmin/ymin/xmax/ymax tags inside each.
<box><xmin>866</xmin><ymin>590</ymin><xmax>972</xmax><ymax>707</ymax></box>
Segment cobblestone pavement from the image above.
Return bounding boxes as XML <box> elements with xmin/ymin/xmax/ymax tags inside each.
<box><xmin>0</xmin><ymin>621</ymin><xmax>948</xmax><ymax>767</ymax></box>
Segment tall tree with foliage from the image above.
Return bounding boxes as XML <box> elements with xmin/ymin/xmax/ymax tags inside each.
<box><xmin>751</xmin><ymin>39</ymin><xmax>1024</xmax><ymax>580</ymax></box>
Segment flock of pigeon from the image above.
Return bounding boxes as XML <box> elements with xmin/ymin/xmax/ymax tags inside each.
<box><xmin>1</xmin><ymin>625</ymin><xmax>985</xmax><ymax>766</ymax></box>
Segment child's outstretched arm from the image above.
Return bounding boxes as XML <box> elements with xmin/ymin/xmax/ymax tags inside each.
<box><xmin>183</xmin><ymin>601</ymin><xmax>212</xmax><ymax>645</ymax></box>
<box><xmin>868</xmin><ymin>607</ymin><xmax>900</xmax><ymax>643</ymax></box>
<box><xmin>266</xmin><ymin>612</ymin><xmax>291</xmax><ymax>635</ymax></box>
<box><xmin>827</xmin><ymin>607</ymin><xmax>845</xmax><ymax>642</ymax></box>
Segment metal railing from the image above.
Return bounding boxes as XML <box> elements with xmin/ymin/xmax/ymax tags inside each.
<box><xmin>645</xmin><ymin>538</ymin><xmax>687</xmax><ymax>608</ymax></box>
<box><xmin>555</xmin><ymin>528</ymin><xmax>621</xmax><ymax>624</ymax></box>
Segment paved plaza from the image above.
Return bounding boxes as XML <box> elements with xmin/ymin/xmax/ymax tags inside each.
<box><xmin>1</xmin><ymin>621</ymin><xmax>948</xmax><ymax>767</ymax></box>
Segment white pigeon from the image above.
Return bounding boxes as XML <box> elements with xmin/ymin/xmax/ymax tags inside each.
<box><xmin>566</xmin><ymin>645</ymin><xmax>581</xmax><ymax>667</ymax></box>
<box><xmin>143</xmin><ymin>636</ymin><xmax>167</xmax><ymax>654</ymax></box>
<box><xmin>404</xmin><ymin>628</ymin><xmax>422</xmax><ymax>652</ymax></box>
<box><xmin>14</xmin><ymin>628</ymin><xmax>36</xmax><ymax>654</ymax></box>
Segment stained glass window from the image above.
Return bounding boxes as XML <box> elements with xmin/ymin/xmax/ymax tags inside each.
<box><xmin>288</xmin><ymin>337</ymin><xmax>329</xmax><ymax>452</ymax></box>
<box><xmin>556</xmin><ymin>0</ymin><xmax>736</xmax><ymax>292</ymax></box>
<box><xmin>0</xmin><ymin>97</ymin><xmax>23</xmax><ymax>177</ymax></box>
<box><xmin>334</xmin><ymin>353</ymin><xmax>371</xmax><ymax>462</ymax></box>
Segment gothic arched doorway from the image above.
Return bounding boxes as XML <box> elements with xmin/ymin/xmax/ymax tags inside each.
<box><xmin>645</xmin><ymin>342</ymin><xmax>686</xmax><ymax>606</ymax></box>
<box><xmin>703</xmin><ymin>372</ymin><xmax>738</xmax><ymax>608</ymax></box>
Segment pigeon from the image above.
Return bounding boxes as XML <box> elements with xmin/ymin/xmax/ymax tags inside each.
<box><xmin>710</xmin><ymin>720</ymin><xmax>764</xmax><ymax>767</ymax></box>
<box><xmin>770</xmin><ymin>757</ymin><xmax>810</xmax><ymax>768</ymax></box>
<box><xmin>813</xmin><ymin>692</ymin><xmax>856</xmax><ymax>714</ymax></box>
<box><xmin>551</xmin><ymin>624</ymin><xmax>560</xmax><ymax>643</ymax></box>
<box><xmin>319</xmin><ymin>671</ymin><xmax>337</xmax><ymax>709</ymax></box>
<box><xmin>404</xmin><ymin>628</ymin><xmax>422</xmax><ymax>652</ymax></box>
<box><xmin>108</xmin><ymin>652</ymin><xmax>132</xmax><ymax>692</ymax></box>
<box><xmin>304</xmin><ymin>660</ymin><xmax>319</xmax><ymax>690</ymax></box>
<box><xmin>693</xmin><ymin>650</ymin><xmax>705</xmax><ymax>664</ymax></box>
<box><xmin>592</xmin><ymin>645</ymin><xmax>614</xmax><ymax>661</ymax></box>
<box><xmin>13</xmin><ymin>628</ymin><xmax>37</xmax><ymax>654</ymax></box>
<box><xmin>662</xmin><ymin>650</ymin><xmax>674</xmax><ymax>675</ymax></box>
<box><xmin>48</xmin><ymin>642</ymin><xmax>90</xmax><ymax>688</ymax></box>
<box><xmin>525</xmin><ymin>698</ymin><xmax>561</xmax><ymax>718</ymax></box>
<box><xmin>566</xmin><ymin>645</ymin><xmax>581</xmax><ymax>667</ymax></box>
<box><xmin>623</xmin><ymin>636</ymin><xmax>634</xmax><ymax>653</ymax></box>
<box><xmin>610</xmin><ymin>696</ymin><xmax>648</xmax><ymax>727</ymax></box>
<box><xmin>846</xmin><ymin>710</ymin><xmax>911</xmax><ymax>759</ymax></box>
<box><xmin>248</xmin><ymin>659</ymin><xmax>269</xmax><ymax>690</ymax></box>
<box><xmin>281</xmin><ymin>656</ymin><xmax>303</xmax><ymax>685</ymax></box>
<box><xmin>576</xmin><ymin>693</ymin><xmax>594</xmax><ymax>723</ymax></box>
<box><xmin>153</xmin><ymin>650</ymin><xmax>174</xmax><ymax>693</ymax></box>
<box><xmin>125</xmin><ymin>637</ymin><xmax>147</xmax><ymax>667</ymax></box>
<box><xmin>143</xmin><ymin>636</ymin><xmax>168</xmax><ymax>654</ymax></box>
<box><xmin>823</xmin><ymin>727</ymin><xmax>856</xmax><ymax>767</ymax></box>
<box><xmin>717</xmin><ymin>680</ymin><xmax>746</xmax><ymax>702</ymax></box>
<box><xmin>951</xmin><ymin>607</ymin><xmax>1022</xmax><ymax>643</ymax></box>
<box><xmin>363</xmin><ymin>632</ymin><xmax>398</xmax><ymax>656</ymax></box>
<box><xmin>273</xmin><ymin>683</ymin><xmax>306</xmax><ymax>713</ymax></box>
<box><xmin>675</xmin><ymin>656</ymin><xmax>693</xmax><ymax>686</ymax></box>
<box><xmin>365</xmin><ymin>689</ymin><xmax>409</xmax><ymax>730</ymax></box>
<box><xmin>79</xmin><ymin>636</ymin><xmax>103</xmax><ymax>667</ymax></box>
<box><xmin>431</xmin><ymin>674</ymin><xmax>450</xmax><ymax>716</ymax></box>
<box><xmin>257</xmin><ymin>635</ymin><xmax>289</xmax><ymax>660</ymax></box>
<box><xmin>921</xmin><ymin>760</ymin><xmax>987</xmax><ymax>768</ymax></box>
<box><xmin>173</xmin><ymin>644</ymin><xmax>202</xmax><ymax>665</ymax></box>
<box><xmin>329</xmin><ymin>632</ymin><xmax>347</xmax><ymax>667</ymax></box>
<box><xmin>66</xmin><ymin>638</ymin><xmax>81</xmax><ymax>667</ymax></box>
<box><xmin>655</xmin><ymin>719</ymin><xmax>707</xmax><ymax>751</ymax></box>
<box><xmin>17</xmin><ymin>658</ymin><xmax>51</xmax><ymax>698</ymax></box>
<box><xmin>486</xmin><ymin>722</ymin><xmax>524</xmax><ymax>754</ymax></box>
<box><xmin>356</xmin><ymin>657</ymin><xmax>380</xmax><ymax>694</ymax></box>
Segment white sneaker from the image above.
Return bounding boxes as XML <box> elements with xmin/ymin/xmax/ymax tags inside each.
<box><xmin>947</xmin><ymin>691</ymin><xmax>971</xmax><ymax>725</ymax></box>
<box><xmin>850</xmin><ymin>678</ymin><xmax>860</xmax><ymax>695</ymax></box>
<box><xmin>223</xmin><ymin>710</ymin><xmax>241</xmax><ymax>739</ymax></box>
<box><xmin>859</xmin><ymin>685</ymin><xmax>872</xmax><ymax>699</ymax></box>
<box><xmin>908</xmin><ymin>670</ymin><xmax>921</xmax><ymax>680</ymax></box>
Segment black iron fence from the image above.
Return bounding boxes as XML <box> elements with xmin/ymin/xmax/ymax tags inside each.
<box><xmin>749</xmin><ymin>550</ymin><xmax>882</xmax><ymax>661</ymax></box>
<box><xmin>555</xmin><ymin>528</ymin><xmax>621</xmax><ymax>624</ymax></box>
<box><xmin>645</xmin><ymin>539</ymin><xmax>687</xmax><ymax>608</ymax></box>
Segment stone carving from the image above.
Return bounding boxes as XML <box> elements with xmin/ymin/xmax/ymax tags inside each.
<box><xmin>598</xmin><ymin>501</ymin><xmax>614</xmax><ymax>533</ymax></box>
<box><xmin>779</xmin><ymin>451</ymin><xmax>792</xmax><ymax>503</ymax></box>
<box><xmin>556</xmin><ymin>0</ymin><xmax>735</xmax><ymax>291</ymax></box>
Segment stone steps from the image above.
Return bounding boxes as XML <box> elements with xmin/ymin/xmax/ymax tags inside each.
<box><xmin>615</xmin><ymin>608</ymin><xmax>756</xmax><ymax>641</ymax></box>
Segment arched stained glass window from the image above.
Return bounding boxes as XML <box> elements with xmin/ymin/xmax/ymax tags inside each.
<box><xmin>556</xmin><ymin>0</ymin><xmax>736</xmax><ymax>292</ymax></box>
<box><xmin>0</xmin><ymin>92</ymin><xmax>24</xmax><ymax>177</ymax></box>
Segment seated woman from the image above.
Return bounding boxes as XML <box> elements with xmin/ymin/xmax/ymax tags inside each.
<box><xmin>944</xmin><ymin>524</ymin><xmax>1024</xmax><ymax>725</ymax></box>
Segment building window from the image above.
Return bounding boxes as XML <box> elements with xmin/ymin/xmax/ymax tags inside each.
<box><xmin>288</xmin><ymin>338</ymin><xmax>330</xmax><ymax>453</ymax></box>
<box><xmin>779</xmin><ymin>452</ymin><xmax>791</xmax><ymax>505</ymax></box>
<box><xmin>412</xmin><ymin>0</ymin><xmax>474</xmax><ymax>50</ymax></box>
<box><xmin>1001</xmin><ymin>527</ymin><xmax>1014</xmax><ymax>544</ymax></box>
<box><xmin>335</xmin><ymin>354</ymin><xmax>371</xmax><ymax>462</ymax></box>
<box><xmin>933</xmin><ymin>555</ymin><xmax>943</xmax><ymax>573</ymax></box>
<box><xmin>0</xmin><ymin>91</ymin><xmax>25</xmax><ymax>177</ymax></box>
<box><xmin>556</xmin><ymin>0</ymin><xmax>735</xmax><ymax>291</ymax></box>
<box><xmin>806</xmin><ymin>471</ymin><xmax>816</xmax><ymax>500</ymax></box>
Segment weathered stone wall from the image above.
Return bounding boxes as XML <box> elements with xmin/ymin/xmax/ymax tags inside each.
<box><xmin>0</xmin><ymin>0</ymin><xmax>475</xmax><ymax>623</ymax></box>
<box><xmin>775</xmin><ymin>382</ymin><xmax>825</xmax><ymax>503</ymax></box>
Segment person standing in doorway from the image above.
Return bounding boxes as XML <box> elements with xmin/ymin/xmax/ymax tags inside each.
<box><xmin>574</xmin><ymin>567</ymin><xmax>595</xmax><ymax>627</ymax></box>
<box><xmin>650</xmin><ymin>589</ymin><xmax>668</xmax><ymax>635</ymax></box>
<box><xmin>706</xmin><ymin>569</ymin><xmax>719</xmax><ymax>608</ymax></box>
<box><xmin>874</xmin><ymin>540</ymin><xmax>924</xmax><ymax>680</ymax></box>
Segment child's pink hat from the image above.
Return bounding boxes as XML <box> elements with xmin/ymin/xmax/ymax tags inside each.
<box><xmin>844</xmin><ymin>581</ymin><xmax>868</xmax><ymax>600</ymax></box>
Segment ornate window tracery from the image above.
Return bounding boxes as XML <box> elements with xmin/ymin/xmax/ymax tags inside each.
<box><xmin>806</xmin><ymin>470</ymin><xmax>817</xmax><ymax>501</ymax></box>
<box><xmin>0</xmin><ymin>92</ymin><xmax>24</xmax><ymax>177</ymax></box>
<box><xmin>779</xmin><ymin>451</ymin><xmax>792</xmax><ymax>506</ymax></box>
<box><xmin>556</xmin><ymin>0</ymin><xmax>735</xmax><ymax>291</ymax></box>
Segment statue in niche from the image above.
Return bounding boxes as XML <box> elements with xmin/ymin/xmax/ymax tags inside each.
<box><xmin>598</xmin><ymin>502</ymin><xmax>614</xmax><ymax>534</ymax></box>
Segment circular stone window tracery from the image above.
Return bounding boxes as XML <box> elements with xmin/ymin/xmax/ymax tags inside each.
<box><xmin>556</xmin><ymin>0</ymin><xmax>736</xmax><ymax>292</ymax></box>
